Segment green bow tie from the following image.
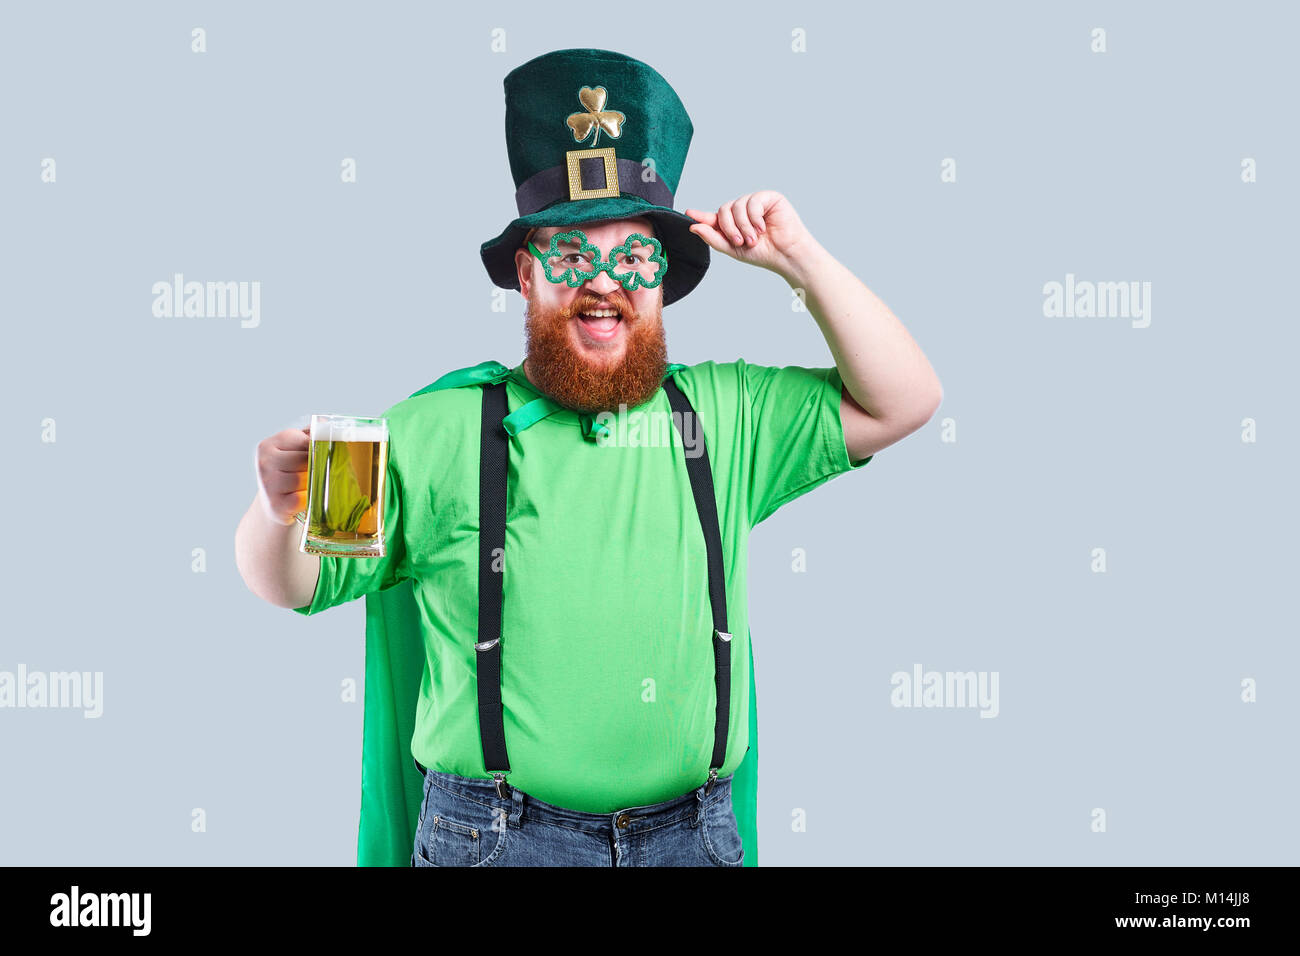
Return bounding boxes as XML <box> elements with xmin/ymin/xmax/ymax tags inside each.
<box><xmin>419</xmin><ymin>361</ymin><xmax>687</xmax><ymax>442</ymax></box>
<box><xmin>504</xmin><ymin>363</ymin><xmax>688</xmax><ymax>442</ymax></box>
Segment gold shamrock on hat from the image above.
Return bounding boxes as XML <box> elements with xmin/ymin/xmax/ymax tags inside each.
<box><xmin>566</xmin><ymin>86</ymin><xmax>625</xmax><ymax>147</ymax></box>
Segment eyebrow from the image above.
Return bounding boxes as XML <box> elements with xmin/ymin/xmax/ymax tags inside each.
<box><xmin>541</xmin><ymin>231</ymin><xmax>656</xmax><ymax>246</ymax></box>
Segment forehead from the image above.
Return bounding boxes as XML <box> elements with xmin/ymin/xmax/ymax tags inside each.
<box><xmin>534</xmin><ymin>218</ymin><xmax>654</xmax><ymax>245</ymax></box>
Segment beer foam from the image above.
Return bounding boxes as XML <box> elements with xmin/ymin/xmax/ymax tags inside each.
<box><xmin>311</xmin><ymin>420</ymin><xmax>387</xmax><ymax>442</ymax></box>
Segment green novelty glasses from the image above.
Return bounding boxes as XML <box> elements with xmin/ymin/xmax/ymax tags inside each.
<box><xmin>528</xmin><ymin>229</ymin><xmax>668</xmax><ymax>291</ymax></box>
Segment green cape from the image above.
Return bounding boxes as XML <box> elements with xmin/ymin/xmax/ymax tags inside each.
<box><xmin>353</xmin><ymin>363</ymin><xmax>760</xmax><ymax>866</ymax></box>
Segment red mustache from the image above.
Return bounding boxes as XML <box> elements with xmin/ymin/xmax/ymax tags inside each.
<box><xmin>570</xmin><ymin>293</ymin><xmax>632</xmax><ymax>319</ymax></box>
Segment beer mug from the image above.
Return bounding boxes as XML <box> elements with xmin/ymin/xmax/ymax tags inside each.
<box><xmin>295</xmin><ymin>414</ymin><xmax>389</xmax><ymax>558</ymax></box>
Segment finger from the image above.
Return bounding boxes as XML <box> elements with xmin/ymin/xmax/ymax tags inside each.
<box><xmin>684</xmin><ymin>208</ymin><xmax>717</xmax><ymax>227</ymax></box>
<box><xmin>258</xmin><ymin>493</ymin><xmax>300</xmax><ymax>527</ymax></box>
<box><xmin>267</xmin><ymin>439</ymin><xmax>309</xmax><ymax>462</ymax></box>
<box><xmin>262</xmin><ymin>470</ymin><xmax>306</xmax><ymax>497</ymax></box>
<box><xmin>716</xmin><ymin>204</ymin><xmax>743</xmax><ymax>247</ymax></box>
<box><xmin>263</xmin><ymin>443</ymin><xmax>309</xmax><ymax>474</ymax></box>
<box><xmin>731</xmin><ymin>196</ymin><xmax>758</xmax><ymax>246</ymax></box>
<box><xmin>267</xmin><ymin>488</ymin><xmax>307</xmax><ymax>523</ymax></box>
<box><xmin>272</xmin><ymin>427</ymin><xmax>311</xmax><ymax>451</ymax></box>
<box><xmin>746</xmin><ymin>193</ymin><xmax>767</xmax><ymax>234</ymax></box>
<box><xmin>688</xmin><ymin>221</ymin><xmax>733</xmax><ymax>255</ymax></box>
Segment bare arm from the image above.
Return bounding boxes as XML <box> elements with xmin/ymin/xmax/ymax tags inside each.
<box><xmin>781</xmin><ymin>239</ymin><xmax>943</xmax><ymax>460</ymax></box>
<box><xmin>234</xmin><ymin>427</ymin><xmax>321</xmax><ymax>609</ymax></box>
<box><xmin>687</xmin><ymin>191</ymin><xmax>944</xmax><ymax>462</ymax></box>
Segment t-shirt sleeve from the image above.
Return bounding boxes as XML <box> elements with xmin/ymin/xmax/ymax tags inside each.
<box><xmin>744</xmin><ymin>361</ymin><xmax>872</xmax><ymax>527</ymax></box>
<box><xmin>291</xmin><ymin>442</ymin><xmax>412</xmax><ymax>616</ymax></box>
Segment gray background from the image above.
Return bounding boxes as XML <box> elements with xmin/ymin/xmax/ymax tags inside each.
<box><xmin>1</xmin><ymin>0</ymin><xmax>1295</xmax><ymax>865</ymax></box>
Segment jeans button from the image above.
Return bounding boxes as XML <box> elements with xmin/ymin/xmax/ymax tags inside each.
<box><xmin>616</xmin><ymin>813</ymin><xmax>630</xmax><ymax>828</ymax></box>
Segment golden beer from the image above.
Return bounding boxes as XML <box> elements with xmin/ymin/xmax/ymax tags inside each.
<box><xmin>298</xmin><ymin>415</ymin><xmax>389</xmax><ymax>557</ymax></box>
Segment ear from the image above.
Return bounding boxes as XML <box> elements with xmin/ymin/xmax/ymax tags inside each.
<box><xmin>514</xmin><ymin>246</ymin><xmax>535</xmax><ymax>298</ymax></box>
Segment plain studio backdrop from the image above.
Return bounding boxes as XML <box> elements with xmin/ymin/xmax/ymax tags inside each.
<box><xmin>0</xmin><ymin>0</ymin><xmax>1296</xmax><ymax>865</ymax></box>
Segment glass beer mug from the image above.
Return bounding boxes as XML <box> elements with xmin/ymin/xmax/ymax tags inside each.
<box><xmin>295</xmin><ymin>414</ymin><xmax>389</xmax><ymax>558</ymax></box>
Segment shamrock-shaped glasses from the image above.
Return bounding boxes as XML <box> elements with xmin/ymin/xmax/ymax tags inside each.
<box><xmin>528</xmin><ymin>230</ymin><xmax>668</xmax><ymax>290</ymax></box>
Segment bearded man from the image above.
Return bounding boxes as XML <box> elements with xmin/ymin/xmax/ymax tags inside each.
<box><xmin>236</xmin><ymin>48</ymin><xmax>941</xmax><ymax>867</ymax></box>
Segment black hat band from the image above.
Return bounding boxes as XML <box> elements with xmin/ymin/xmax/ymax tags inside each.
<box><xmin>514</xmin><ymin>152</ymin><xmax>675</xmax><ymax>217</ymax></box>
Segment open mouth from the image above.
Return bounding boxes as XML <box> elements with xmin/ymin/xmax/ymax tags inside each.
<box><xmin>576</xmin><ymin>307</ymin><xmax>623</xmax><ymax>341</ymax></box>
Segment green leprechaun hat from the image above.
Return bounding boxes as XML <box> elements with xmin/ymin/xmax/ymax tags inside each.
<box><xmin>479</xmin><ymin>48</ymin><xmax>710</xmax><ymax>307</ymax></box>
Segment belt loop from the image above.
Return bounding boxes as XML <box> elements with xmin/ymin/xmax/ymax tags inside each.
<box><xmin>508</xmin><ymin>779</ymin><xmax>525</xmax><ymax>828</ymax></box>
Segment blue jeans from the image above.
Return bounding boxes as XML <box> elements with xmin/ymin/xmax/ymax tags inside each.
<box><xmin>410</xmin><ymin>766</ymin><xmax>745</xmax><ymax>867</ymax></box>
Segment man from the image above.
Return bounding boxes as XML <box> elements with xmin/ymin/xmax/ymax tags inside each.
<box><xmin>235</xmin><ymin>48</ymin><xmax>941</xmax><ymax>867</ymax></box>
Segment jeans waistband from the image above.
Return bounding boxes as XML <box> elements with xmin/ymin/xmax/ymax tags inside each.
<box><xmin>415</xmin><ymin>759</ymin><xmax>733</xmax><ymax>835</ymax></box>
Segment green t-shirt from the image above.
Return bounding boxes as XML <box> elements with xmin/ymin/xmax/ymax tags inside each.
<box><xmin>293</xmin><ymin>358</ymin><xmax>871</xmax><ymax>812</ymax></box>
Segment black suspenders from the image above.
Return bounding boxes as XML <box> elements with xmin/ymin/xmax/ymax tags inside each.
<box><xmin>474</xmin><ymin>376</ymin><xmax>733</xmax><ymax>800</ymax></box>
<box><xmin>663</xmin><ymin>377</ymin><xmax>732</xmax><ymax>786</ymax></box>
<box><xmin>474</xmin><ymin>381</ymin><xmax>511</xmax><ymax>783</ymax></box>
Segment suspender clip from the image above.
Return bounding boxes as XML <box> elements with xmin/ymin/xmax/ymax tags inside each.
<box><xmin>714</xmin><ymin>629</ymin><xmax>732</xmax><ymax>643</ymax></box>
<box><xmin>492</xmin><ymin>772</ymin><xmax>510</xmax><ymax>799</ymax></box>
<box><xmin>704</xmin><ymin>767</ymin><xmax>718</xmax><ymax>796</ymax></box>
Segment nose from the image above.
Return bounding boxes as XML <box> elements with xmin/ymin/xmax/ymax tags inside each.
<box><xmin>584</xmin><ymin>269</ymin><xmax>621</xmax><ymax>296</ymax></box>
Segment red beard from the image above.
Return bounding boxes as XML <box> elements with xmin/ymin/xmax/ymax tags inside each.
<box><xmin>522</xmin><ymin>285</ymin><xmax>669</xmax><ymax>415</ymax></box>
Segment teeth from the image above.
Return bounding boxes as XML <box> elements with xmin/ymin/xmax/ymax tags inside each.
<box><xmin>581</xmin><ymin>308</ymin><xmax>620</xmax><ymax>318</ymax></box>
